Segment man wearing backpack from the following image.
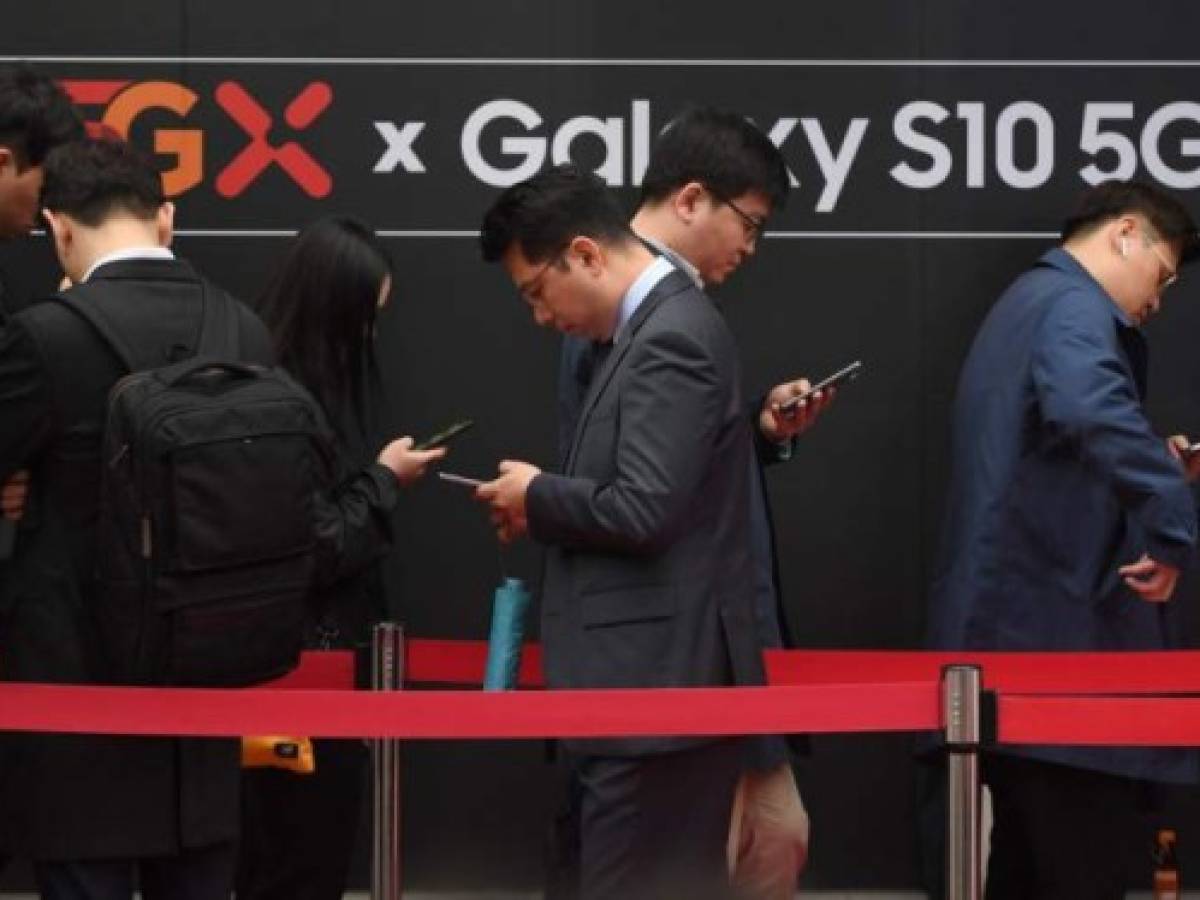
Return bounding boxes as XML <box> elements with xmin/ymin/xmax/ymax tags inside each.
<box><xmin>0</xmin><ymin>137</ymin><xmax>274</xmax><ymax>900</ymax></box>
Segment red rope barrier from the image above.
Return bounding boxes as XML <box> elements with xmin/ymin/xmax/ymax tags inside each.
<box><xmin>0</xmin><ymin>680</ymin><xmax>938</xmax><ymax>739</ymax></box>
<box><xmin>398</xmin><ymin>640</ymin><xmax>1200</xmax><ymax>694</ymax></box>
<box><xmin>8</xmin><ymin>642</ymin><xmax>1200</xmax><ymax>746</ymax></box>
<box><xmin>405</xmin><ymin>639</ymin><xmax>545</xmax><ymax>688</ymax></box>
<box><xmin>268</xmin><ymin>650</ymin><xmax>356</xmax><ymax>689</ymax></box>
<box><xmin>1000</xmin><ymin>695</ymin><xmax>1200</xmax><ymax>747</ymax></box>
<box><xmin>765</xmin><ymin>649</ymin><xmax>1200</xmax><ymax>695</ymax></box>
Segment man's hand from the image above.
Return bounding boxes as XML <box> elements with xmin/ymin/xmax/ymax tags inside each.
<box><xmin>1167</xmin><ymin>434</ymin><xmax>1200</xmax><ymax>483</ymax></box>
<box><xmin>475</xmin><ymin>460</ymin><xmax>541</xmax><ymax>544</ymax></box>
<box><xmin>1119</xmin><ymin>553</ymin><xmax>1180</xmax><ymax>602</ymax></box>
<box><xmin>377</xmin><ymin>437</ymin><xmax>447</xmax><ymax>485</ymax></box>
<box><xmin>759</xmin><ymin>378</ymin><xmax>835</xmax><ymax>443</ymax></box>
<box><xmin>1</xmin><ymin>470</ymin><xmax>30</xmax><ymax>521</ymax></box>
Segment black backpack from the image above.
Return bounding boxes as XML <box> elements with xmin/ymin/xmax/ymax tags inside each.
<box><xmin>55</xmin><ymin>283</ymin><xmax>332</xmax><ymax>687</ymax></box>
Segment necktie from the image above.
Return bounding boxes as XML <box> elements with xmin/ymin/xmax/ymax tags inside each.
<box><xmin>576</xmin><ymin>339</ymin><xmax>613</xmax><ymax>390</ymax></box>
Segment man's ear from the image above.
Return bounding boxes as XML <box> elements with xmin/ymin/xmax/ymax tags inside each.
<box><xmin>569</xmin><ymin>235</ymin><xmax>605</xmax><ymax>275</ymax></box>
<box><xmin>42</xmin><ymin>208</ymin><xmax>75</xmax><ymax>276</ymax></box>
<box><xmin>671</xmin><ymin>181</ymin><xmax>707</xmax><ymax>224</ymax></box>
<box><xmin>42</xmin><ymin>208</ymin><xmax>70</xmax><ymax>251</ymax></box>
<box><xmin>156</xmin><ymin>201</ymin><xmax>175</xmax><ymax>247</ymax></box>
<box><xmin>0</xmin><ymin>146</ymin><xmax>14</xmax><ymax>176</ymax></box>
<box><xmin>1111</xmin><ymin>215</ymin><xmax>1137</xmax><ymax>257</ymax></box>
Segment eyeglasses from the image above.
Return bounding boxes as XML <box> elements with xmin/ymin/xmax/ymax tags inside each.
<box><xmin>711</xmin><ymin>191</ymin><xmax>767</xmax><ymax>242</ymax></box>
<box><xmin>517</xmin><ymin>248</ymin><xmax>567</xmax><ymax>303</ymax></box>
<box><xmin>1145</xmin><ymin>239</ymin><xmax>1179</xmax><ymax>292</ymax></box>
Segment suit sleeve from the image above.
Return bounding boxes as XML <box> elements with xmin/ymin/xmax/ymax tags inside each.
<box><xmin>1031</xmin><ymin>292</ymin><xmax>1196</xmax><ymax>568</ymax></box>
<box><xmin>747</xmin><ymin>393</ymin><xmax>796</xmax><ymax>466</ymax></box>
<box><xmin>527</xmin><ymin>322</ymin><xmax>727</xmax><ymax>555</ymax></box>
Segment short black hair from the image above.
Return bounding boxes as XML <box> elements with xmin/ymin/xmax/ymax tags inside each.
<box><xmin>639</xmin><ymin>106</ymin><xmax>789</xmax><ymax>212</ymax></box>
<box><xmin>0</xmin><ymin>64</ymin><xmax>84</xmax><ymax>169</ymax></box>
<box><xmin>41</xmin><ymin>137</ymin><xmax>165</xmax><ymax>226</ymax></box>
<box><xmin>1062</xmin><ymin>180</ymin><xmax>1200</xmax><ymax>263</ymax></box>
<box><xmin>480</xmin><ymin>163</ymin><xmax>634</xmax><ymax>263</ymax></box>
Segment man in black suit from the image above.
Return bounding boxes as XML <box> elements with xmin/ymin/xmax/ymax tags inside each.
<box><xmin>0</xmin><ymin>137</ymin><xmax>272</xmax><ymax>900</ymax></box>
<box><xmin>477</xmin><ymin>164</ymin><xmax>763</xmax><ymax>899</ymax></box>
<box><xmin>0</xmin><ymin>63</ymin><xmax>83</xmax><ymax>617</ymax></box>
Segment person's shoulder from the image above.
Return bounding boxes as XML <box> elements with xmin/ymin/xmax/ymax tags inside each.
<box><xmin>1040</xmin><ymin>281</ymin><xmax>1112</xmax><ymax>331</ymax></box>
<box><xmin>13</xmin><ymin>291</ymin><xmax>78</xmax><ymax>332</ymax></box>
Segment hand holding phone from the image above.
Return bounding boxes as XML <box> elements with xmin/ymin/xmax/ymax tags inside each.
<box><xmin>377</xmin><ymin>436</ymin><xmax>446</xmax><ymax>486</ymax></box>
<box><xmin>414</xmin><ymin>418</ymin><xmax>474</xmax><ymax>451</ymax></box>
<box><xmin>778</xmin><ymin>360</ymin><xmax>863</xmax><ymax>412</ymax></box>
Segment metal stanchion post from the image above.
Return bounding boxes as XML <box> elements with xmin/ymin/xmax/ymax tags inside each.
<box><xmin>943</xmin><ymin>664</ymin><xmax>982</xmax><ymax>900</ymax></box>
<box><xmin>372</xmin><ymin>622</ymin><xmax>405</xmax><ymax>900</ymax></box>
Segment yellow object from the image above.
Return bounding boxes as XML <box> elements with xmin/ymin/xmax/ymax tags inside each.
<box><xmin>240</xmin><ymin>735</ymin><xmax>316</xmax><ymax>774</ymax></box>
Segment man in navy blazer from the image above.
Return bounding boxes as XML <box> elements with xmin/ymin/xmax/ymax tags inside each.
<box><xmin>928</xmin><ymin>181</ymin><xmax>1200</xmax><ymax>899</ymax></box>
<box><xmin>478</xmin><ymin>164</ymin><xmax>762</xmax><ymax>899</ymax></box>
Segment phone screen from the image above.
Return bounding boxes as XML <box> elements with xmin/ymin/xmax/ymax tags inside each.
<box><xmin>780</xmin><ymin>361</ymin><xmax>863</xmax><ymax>411</ymax></box>
<box><xmin>414</xmin><ymin>418</ymin><xmax>474</xmax><ymax>451</ymax></box>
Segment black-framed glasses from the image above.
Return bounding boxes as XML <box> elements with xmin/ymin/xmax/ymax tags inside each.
<box><xmin>711</xmin><ymin>192</ymin><xmax>767</xmax><ymax>241</ymax></box>
<box><xmin>517</xmin><ymin>248</ymin><xmax>567</xmax><ymax>303</ymax></box>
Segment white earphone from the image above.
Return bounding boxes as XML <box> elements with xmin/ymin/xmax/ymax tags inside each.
<box><xmin>1120</xmin><ymin>236</ymin><xmax>1130</xmax><ymax>258</ymax></box>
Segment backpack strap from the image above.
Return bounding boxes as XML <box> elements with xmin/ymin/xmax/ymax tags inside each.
<box><xmin>195</xmin><ymin>283</ymin><xmax>241</xmax><ymax>359</ymax></box>
<box><xmin>50</xmin><ymin>279</ymin><xmax>241</xmax><ymax>372</ymax></box>
<box><xmin>51</xmin><ymin>288</ymin><xmax>142</xmax><ymax>372</ymax></box>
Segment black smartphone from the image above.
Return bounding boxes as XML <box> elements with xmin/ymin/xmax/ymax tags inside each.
<box><xmin>778</xmin><ymin>360</ymin><xmax>863</xmax><ymax>411</ymax></box>
<box><xmin>414</xmin><ymin>418</ymin><xmax>474</xmax><ymax>451</ymax></box>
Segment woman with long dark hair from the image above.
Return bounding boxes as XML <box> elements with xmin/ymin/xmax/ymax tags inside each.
<box><xmin>236</xmin><ymin>216</ymin><xmax>443</xmax><ymax>900</ymax></box>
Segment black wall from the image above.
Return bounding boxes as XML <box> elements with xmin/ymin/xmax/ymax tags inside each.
<box><xmin>5</xmin><ymin>1</ymin><xmax>1200</xmax><ymax>890</ymax></box>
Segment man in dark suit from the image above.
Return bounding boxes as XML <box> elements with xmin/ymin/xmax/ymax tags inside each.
<box><xmin>477</xmin><ymin>164</ymin><xmax>763</xmax><ymax>899</ymax></box>
<box><xmin>927</xmin><ymin>181</ymin><xmax>1200</xmax><ymax>899</ymax></box>
<box><xmin>0</xmin><ymin>137</ymin><xmax>272</xmax><ymax>900</ymax></box>
<box><xmin>556</xmin><ymin>108</ymin><xmax>825</xmax><ymax>899</ymax></box>
<box><xmin>0</xmin><ymin>63</ymin><xmax>83</xmax><ymax>620</ymax></box>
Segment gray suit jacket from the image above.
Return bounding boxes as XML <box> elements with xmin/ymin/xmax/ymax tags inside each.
<box><xmin>528</xmin><ymin>269</ymin><xmax>765</xmax><ymax>756</ymax></box>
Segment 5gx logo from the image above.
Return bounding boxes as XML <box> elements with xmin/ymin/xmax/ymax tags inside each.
<box><xmin>61</xmin><ymin>79</ymin><xmax>334</xmax><ymax>198</ymax></box>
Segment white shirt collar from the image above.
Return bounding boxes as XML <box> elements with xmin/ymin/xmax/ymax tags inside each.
<box><xmin>613</xmin><ymin>255</ymin><xmax>675</xmax><ymax>345</ymax></box>
<box><xmin>81</xmin><ymin>246</ymin><xmax>175</xmax><ymax>283</ymax></box>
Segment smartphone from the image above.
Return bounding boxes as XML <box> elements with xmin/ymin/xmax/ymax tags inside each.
<box><xmin>414</xmin><ymin>418</ymin><xmax>474</xmax><ymax>452</ymax></box>
<box><xmin>1182</xmin><ymin>441</ymin><xmax>1200</xmax><ymax>459</ymax></box>
<box><xmin>437</xmin><ymin>471</ymin><xmax>484</xmax><ymax>488</ymax></box>
<box><xmin>778</xmin><ymin>360</ymin><xmax>863</xmax><ymax>411</ymax></box>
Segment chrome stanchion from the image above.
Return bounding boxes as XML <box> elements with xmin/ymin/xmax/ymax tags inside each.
<box><xmin>372</xmin><ymin>622</ymin><xmax>405</xmax><ymax>900</ymax></box>
<box><xmin>943</xmin><ymin>664</ymin><xmax>982</xmax><ymax>900</ymax></box>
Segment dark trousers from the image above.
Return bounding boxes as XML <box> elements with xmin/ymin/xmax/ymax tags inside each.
<box><xmin>34</xmin><ymin>841</ymin><xmax>236</xmax><ymax>900</ymax></box>
<box><xmin>983</xmin><ymin>753</ymin><xmax>1148</xmax><ymax>900</ymax></box>
<box><xmin>545</xmin><ymin>748</ymin><xmax>585</xmax><ymax>900</ymax></box>
<box><xmin>573</xmin><ymin>738</ymin><xmax>743</xmax><ymax>900</ymax></box>
<box><xmin>914</xmin><ymin>752</ymin><xmax>947</xmax><ymax>900</ymax></box>
<box><xmin>236</xmin><ymin>738</ymin><xmax>367</xmax><ymax>900</ymax></box>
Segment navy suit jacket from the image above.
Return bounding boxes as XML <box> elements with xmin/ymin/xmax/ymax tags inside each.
<box><xmin>928</xmin><ymin>247</ymin><xmax>1197</xmax><ymax>782</ymax></box>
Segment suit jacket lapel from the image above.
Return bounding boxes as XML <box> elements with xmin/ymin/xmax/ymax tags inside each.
<box><xmin>564</xmin><ymin>269</ymin><xmax>695</xmax><ymax>473</ymax></box>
